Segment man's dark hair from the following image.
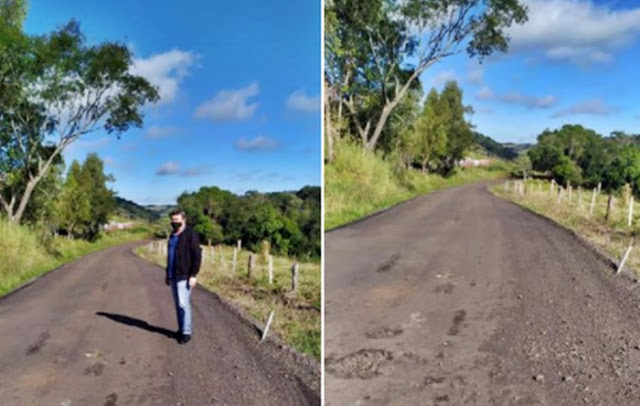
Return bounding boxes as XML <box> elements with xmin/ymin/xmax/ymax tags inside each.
<box><xmin>169</xmin><ymin>209</ymin><xmax>186</xmax><ymax>219</ymax></box>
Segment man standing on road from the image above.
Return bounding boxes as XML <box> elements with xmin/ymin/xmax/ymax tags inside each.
<box><xmin>166</xmin><ymin>210</ymin><xmax>202</xmax><ymax>344</ymax></box>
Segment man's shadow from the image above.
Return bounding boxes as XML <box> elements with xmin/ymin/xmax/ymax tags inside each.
<box><xmin>96</xmin><ymin>312</ymin><xmax>177</xmax><ymax>341</ymax></box>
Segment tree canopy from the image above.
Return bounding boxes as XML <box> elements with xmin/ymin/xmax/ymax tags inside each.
<box><xmin>176</xmin><ymin>186</ymin><xmax>321</xmax><ymax>260</ymax></box>
<box><xmin>0</xmin><ymin>19</ymin><xmax>158</xmax><ymax>224</ymax></box>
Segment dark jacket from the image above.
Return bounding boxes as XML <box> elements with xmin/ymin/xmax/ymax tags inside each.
<box><xmin>166</xmin><ymin>226</ymin><xmax>202</xmax><ymax>281</ymax></box>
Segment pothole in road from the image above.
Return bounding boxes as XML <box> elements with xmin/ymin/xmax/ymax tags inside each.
<box><xmin>104</xmin><ymin>393</ymin><xmax>118</xmax><ymax>406</ymax></box>
<box><xmin>377</xmin><ymin>253</ymin><xmax>400</xmax><ymax>273</ymax></box>
<box><xmin>84</xmin><ymin>361</ymin><xmax>106</xmax><ymax>376</ymax></box>
<box><xmin>448</xmin><ymin>310</ymin><xmax>467</xmax><ymax>336</ymax></box>
<box><xmin>365</xmin><ymin>327</ymin><xmax>403</xmax><ymax>339</ymax></box>
<box><xmin>434</xmin><ymin>283</ymin><xmax>455</xmax><ymax>294</ymax></box>
<box><xmin>26</xmin><ymin>331</ymin><xmax>50</xmax><ymax>356</ymax></box>
<box><xmin>326</xmin><ymin>349</ymin><xmax>393</xmax><ymax>379</ymax></box>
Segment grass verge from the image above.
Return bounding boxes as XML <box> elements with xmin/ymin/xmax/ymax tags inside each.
<box><xmin>325</xmin><ymin>140</ymin><xmax>509</xmax><ymax>230</ymax></box>
<box><xmin>492</xmin><ymin>179</ymin><xmax>640</xmax><ymax>276</ymax></box>
<box><xmin>0</xmin><ymin>220</ymin><xmax>151</xmax><ymax>297</ymax></box>
<box><xmin>135</xmin><ymin>242</ymin><xmax>321</xmax><ymax>359</ymax></box>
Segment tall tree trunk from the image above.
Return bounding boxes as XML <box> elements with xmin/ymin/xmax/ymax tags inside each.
<box><xmin>9</xmin><ymin>143</ymin><xmax>65</xmax><ymax>224</ymax></box>
<box><xmin>325</xmin><ymin>75</ymin><xmax>334</xmax><ymax>163</ymax></box>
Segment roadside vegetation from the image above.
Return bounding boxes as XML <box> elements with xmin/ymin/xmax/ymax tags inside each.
<box><xmin>324</xmin><ymin>0</ymin><xmax>529</xmax><ymax>229</ymax></box>
<box><xmin>493</xmin><ymin>125</ymin><xmax>640</xmax><ymax>276</ymax></box>
<box><xmin>493</xmin><ymin>178</ymin><xmax>640</xmax><ymax>276</ymax></box>
<box><xmin>0</xmin><ymin>220</ymin><xmax>150</xmax><ymax>297</ymax></box>
<box><xmin>136</xmin><ymin>241</ymin><xmax>321</xmax><ymax>359</ymax></box>
<box><xmin>326</xmin><ymin>140</ymin><xmax>508</xmax><ymax>229</ymax></box>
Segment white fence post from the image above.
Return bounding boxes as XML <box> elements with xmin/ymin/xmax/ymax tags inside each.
<box><xmin>268</xmin><ymin>255</ymin><xmax>274</xmax><ymax>285</ymax></box>
<box><xmin>232</xmin><ymin>247</ymin><xmax>237</xmax><ymax>273</ymax></box>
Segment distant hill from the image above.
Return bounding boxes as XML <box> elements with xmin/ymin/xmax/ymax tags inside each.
<box><xmin>473</xmin><ymin>132</ymin><xmax>531</xmax><ymax>160</ymax></box>
<box><xmin>144</xmin><ymin>204</ymin><xmax>175</xmax><ymax>219</ymax></box>
<box><xmin>115</xmin><ymin>197</ymin><xmax>160</xmax><ymax>221</ymax></box>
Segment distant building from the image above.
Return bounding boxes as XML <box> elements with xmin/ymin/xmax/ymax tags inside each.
<box><xmin>458</xmin><ymin>157</ymin><xmax>492</xmax><ymax>168</ymax></box>
<box><xmin>103</xmin><ymin>221</ymin><xmax>135</xmax><ymax>231</ymax></box>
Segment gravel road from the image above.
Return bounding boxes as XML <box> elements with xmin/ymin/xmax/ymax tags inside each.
<box><xmin>0</xmin><ymin>242</ymin><xmax>319</xmax><ymax>405</ymax></box>
<box><xmin>325</xmin><ymin>182</ymin><xmax>640</xmax><ymax>405</ymax></box>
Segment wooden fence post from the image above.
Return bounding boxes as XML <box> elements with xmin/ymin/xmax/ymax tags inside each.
<box><xmin>268</xmin><ymin>255</ymin><xmax>274</xmax><ymax>285</ymax></box>
<box><xmin>291</xmin><ymin>263</ymin><xmax>299</xmax><ymax>293</ymax></box>
<box><xmin>232</xmin><ymin>247</ymin><xmax>237</xmax><ymax>273</ymax></box>
<box><xmin>605</xmin><ymin>194</ymin><xmax>613</xmax><ymax>221</ymax></box>
<box><xmin>556</xmin><ymin>187</ymin><xmax>563</xmax><ymax>204</ymax></box>
<box><xmin>597</xmin><ymin>182</ymin><xmax>602</xmax><ymax>195</ymax></box>
<box><xmin>248</xmin><ymin>254</ymin><xmax>255</xmax><ymax>278</ymax></box>
<box><xmin>237</xmin><ymin>239</ymin><xmax>242</xmax><ymax>251</ymax></box>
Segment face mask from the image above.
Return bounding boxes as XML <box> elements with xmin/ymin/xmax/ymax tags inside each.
<box><xmin>170</xmin><ymin>221</ymin><xmax>182</xmax><ymax>231</ymax></box>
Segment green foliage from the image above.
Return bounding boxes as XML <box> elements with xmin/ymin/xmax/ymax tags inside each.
<box><xmin>0</xmin><ymin>217</ymin><xmax>150</xmax><ymax>297</ymax></box>
<box><xmin>325</xmin><ymin>0</ymin><xmax>528</xmax><ymax>150</ymax></box>
<box><xmin>326</xmin><ymin>139</ymin><xmax>508</xmax><ymax>229</ymax></box>
<box><xmin>0</xmin><ymin>19</ymin><xmax>158</xmax><ymax>224</ymax></box>
<box><xmin>54</xmin><ymin>154</ymin><xmax>116</xmax><ymax>240</ymax></box>
<box><xmin>474</xmin><ymin>132</ymin><xmax>519</xmax><ymax>160</ymax></box>
<box><xmin>115</xmin><ymin>197</ymin><xmax>158</xmax><ymax>221</ymax></box>
<box><xmin>528</xmin><ymin>125</ymin><xmax>640</xmax><ymax>193</ymax></box>
<box><xmin>175</xmin><ymin>186</ymin><xmax>320</xmax><ymax>261</ymax></box>
<box><xmin>0</xmin><ymin>0</ymin><xmax>27</xmax><ymax>29</ymax></box>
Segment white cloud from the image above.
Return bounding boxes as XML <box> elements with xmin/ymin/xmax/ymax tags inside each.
<box><xmin>235</xmin><ymin>135</ymin><xmax>279</xmax><ymax>151</ymax></box>
<box><xmin>155</xmin><ymin>161</ymin><xmax>180</xmax><ymax>176</ymax></box>
<box><xmin>65</xmin><ymin>136</ymin><xmax>111</xmax><ymax>155</ymax></box>
<box><xmin>194</xmin><ymin>82</ymin><xmax>259</xmax><ymax>121</ymax></box>
<box><xmin>145</xmin><ymin>125</ymin><xmax>180</xmax><ymax>139</ymax></box>
<box><xmin>432</xmin><ymin>70</ymin><xmax>457</xmax><ymax>87</ymax></box>
<box><xmin>181</xmin><ymin>164</ymin><xmax>214</xmax><ymax>177</ymax></box>
<box><xmin>286</xmin><ymin>89</ymin><xmax>320</xmax><ymax>113</ymax></box>
<box><xmin>467</xmin><ymin>65</ymin><xmax>484</xmax><ymax>86</ymax></box>
<box><xmin>130</xmin><ymin>49</ymin><xmax>198</xmax><ymax>105</ymax></box>
<box><xmin>507</xmin><ymin>0</ymin><xmax>640</xmax><ymax>65</ymax></box>
<box><xmin>476</xmin><ymin>86</ymin><xmax>557</xmax><ymax>109</ymax></box>
<box><xmin>154</xmin><ymin>161</ymin><xmax>213</xmax><ymax>176</ymax></box>
<box><xmin>474</xmin><ymin>106</ymin><xmax>493</xmax><ymax>114</ymax></box>
<box><xmin>551</xmin><ymin>98</ymin><xmax>618</xmax><ymax>118</ymax></box>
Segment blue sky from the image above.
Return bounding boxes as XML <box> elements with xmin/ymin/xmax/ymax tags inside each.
<box><xmin>419</xmin><ymin>0</ymin><xmax>640</xmax><ymax>145</ymax></box>
<box><xmin>24</xmin><ymin>0</ymin><xmax>321</xmax><ymax>205</ymax></box>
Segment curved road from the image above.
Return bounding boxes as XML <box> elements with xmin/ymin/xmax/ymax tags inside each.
<box><xmin>325</xmin><ymin>182</ymin><xmax>640</xmax><ymax>405</ymax></box>
<box><xmin>0</xmin><ymin>243</ymin><xmax>319</xmax><ymax>406</ymax></box>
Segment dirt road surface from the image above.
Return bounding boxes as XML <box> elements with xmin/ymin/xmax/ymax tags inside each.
<box><xmin>0</xmin><ymin>243</ymin><xmax>319</xmax><ymax>406</ymax></box>
<box><xmin>325</xmin><ymin>182</ymin><xmax>640</xmax><ymax>405</ymax></box>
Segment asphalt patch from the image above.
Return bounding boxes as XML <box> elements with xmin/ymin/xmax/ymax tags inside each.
<box><xmin>325</xmin><ymin>349</ymin><xmax>393</xmax><ymax>379</ymax></box>
<box><xmin>377</xmin><ymin>253</ymin><xmax>400</xmax><ymax>273</ymax></box>
<box><xmin>448</xmin><ymin>310</ymin><xmax>467</xmax><ymax>336</ymax></box>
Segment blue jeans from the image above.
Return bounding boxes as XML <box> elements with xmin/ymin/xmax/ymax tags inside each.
<box><xmin>170</xmin><ymin>279</ymin><xmax>192</xmax><ymax>335</ymax></box>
